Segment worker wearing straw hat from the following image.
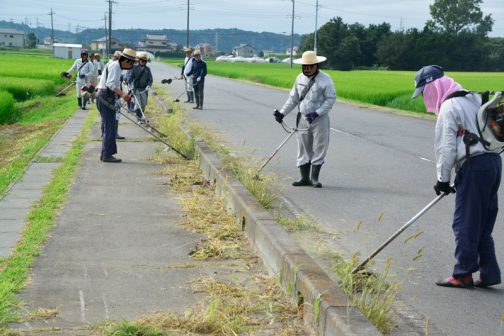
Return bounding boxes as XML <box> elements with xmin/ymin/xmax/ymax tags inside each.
<box><xmin>96</xmin><ymin>48</ymin><xmax>136</xmax><ymax>163</ymax></box>
<box><xmin>181</xmin><ymin>47</ymin><xmax>195</xmax><ymax>103</ymax></box>
<box><xmin>274</xmin><ymin>50</ymin><xmax>336</xmax><ymax>188</ymax></box>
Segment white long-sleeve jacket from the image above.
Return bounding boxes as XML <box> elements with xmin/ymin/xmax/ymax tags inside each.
<box><xmin>67</xmin><ymin>58</ymin><xmax>93</xmax><ymax>86</ymax></box>
<box><xmin>280</xmin><ymin>70</ymin><xmax>336</xmax><ymax>118</ymax></box>
<box><xmin>435</xmin><ymin>92</ymin><xmax>490</xmax><ymax>182</ymax></box>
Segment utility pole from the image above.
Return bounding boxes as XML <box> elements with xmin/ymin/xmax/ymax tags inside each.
<box><xmin>186</xmin><ymin>0</ymin><xmax>190</xmax><ymax>48</ymax></box>
<box><xmin>49</xmin><ymin>9</ymin><xmax>55</xmax><ymax>55</ymax></box>
<box><xmin>108</xmin><ymin>0</ymin><xmax>116</xmax><ymax>58</ymax></box>
<box><xmin>290</xmin><ymin>0</ymin><xmax>295</xmax><ymax>69</ymax></box>
<box><xmin>314</xmin><ymin>0</ymin><xmax>319</xmax><ymax>53</ymax></box>
<box><xmin>215</xmin><ymin>32</ymin><xmax>218</xmax><ymax>53</ymax></box>
<box><xmin>104</xmin><ymin>13</ymin><xmax>108</xmax><ymax>56</ymax></box>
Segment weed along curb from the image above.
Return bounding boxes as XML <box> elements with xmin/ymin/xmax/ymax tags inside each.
<box><xmin>150</xmin><ymin>89</ymin><xmax>381</xmax><ymax>335</ymax></box>
<box><xmin>195</xmin><ymin>141</ymin><xmax>381</xmax><ymax>336</ymax></box>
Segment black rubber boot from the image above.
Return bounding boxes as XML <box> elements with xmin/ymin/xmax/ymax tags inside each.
<box><xmin>199</xmin><ymin>96</ymin><xmax>203</xmax><ymax>110</ymax></box>
<box><xmin>77</xmin><ymin>98</ymin><xmax>82</xmax><ymax>108</ymax></box>
<box><xmin>190</xmin><ymin>91</ymin><xmax>194</xmax><ymax>103</ymax></box>
<box><xmin>193</xmin><ymin>92</ymin><xmax>200</xmax><ymax>109</ymax></box>
<box><xmin>82</xmin><ymin>97</ymin><xmax>87</xmax><ymax>110</ymax></box>
<box><xmin>292</xmin><ymin>163</ymin><xmax>312</xmax><ymax>186</ymax></box>
<box><xmin>311</xmin><ymin>164</ymin><xmax>322</xmax><ymax>188</ymax></box>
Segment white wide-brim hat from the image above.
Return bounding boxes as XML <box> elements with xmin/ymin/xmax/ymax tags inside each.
<box><xmin>293</xmin><ymin>50</ymin><xmax>327</xmax><ymax>65</ymax></box>
<box><xmin>121</xmin><ymin>48</ymin><xmax>137</xmax><ymax>61</ymax></box>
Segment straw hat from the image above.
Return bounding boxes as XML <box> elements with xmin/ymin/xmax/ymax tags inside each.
<box><xmin>193</xmin><ymin>50</ymin><xmax>201</xmax><ymax>56</ymax></box>
<box><xmin>184</xmin><ymin>47</ymin><xmax>193</xmax><ymax>53</ymax></box>
<box><xmin>121</xmin><ymin>48</ymin><xmax>137</xmax><ymax>61</ymax></box>
<box><xmin>293</xmin><ymin>50</ymin><xmax>326</xmax><ymax>65</ymax></box>
<box><xmin>137</xmin><ymin>52</ymin><xmax>149</xmax><ymax>62</ymax></box>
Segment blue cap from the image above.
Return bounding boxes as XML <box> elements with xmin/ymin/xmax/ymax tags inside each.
<box><xmin>411</xmin><ymin>65</ymin><xmax>444</xmax><ymax>98</ymax></box>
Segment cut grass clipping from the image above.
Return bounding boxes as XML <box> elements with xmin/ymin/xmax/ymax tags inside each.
<box><xmin>105</xmin><ymin>276</ymin><xmax>303</xmax><ymax>336</ymax></box>
<box><xmin>153</xmin><ymin>86</ymin><xmax>398</xmax><ymax>333</ymax></box>
<box><xmin>0</xmin><ymin>108</ymin><xmax>95</xmax><ymax>329</ymax></box>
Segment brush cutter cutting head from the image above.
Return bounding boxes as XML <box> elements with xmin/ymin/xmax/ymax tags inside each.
<box><xmin>161</xmin><ymin>78</ymin><xmax>173</xmax><ymax>84</ymax></box>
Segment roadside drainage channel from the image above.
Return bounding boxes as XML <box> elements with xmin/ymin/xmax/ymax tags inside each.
<box><xmin>0</xmin><ymin>109</ymin><xmax>89</xmax><ymax>258</ymax></box>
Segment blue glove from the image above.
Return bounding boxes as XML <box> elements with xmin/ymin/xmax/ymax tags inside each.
<box><xmin>79</xmin><ymin>74</ymin><xmax>86</xmax><ymax>79</ymax></box>
<box><xmin>306</xmin><ymin>112</ymin><xmax>319</xmax><ymax>123</ymax></box>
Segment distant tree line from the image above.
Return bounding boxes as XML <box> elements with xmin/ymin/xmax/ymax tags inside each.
<box><xmin>300</xmin><ymin>0</ymin><xmax>504</xmax><ymax>71</ymax></box>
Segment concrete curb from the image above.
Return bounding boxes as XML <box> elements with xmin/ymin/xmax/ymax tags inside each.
<box><xmin>150</xmin><ymin>91</ymin><xmax>381</xmax><ymax>335</ymax></box>
<box><xmin>196</xmin><ymin>142</ymin><xmax>381</xmax><ymax>336</ymax></box>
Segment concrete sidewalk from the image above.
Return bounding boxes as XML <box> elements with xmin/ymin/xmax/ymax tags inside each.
<box><xmin>8</xmin><ymin>110</ymin><xmax>301</xmax><ymax>335</ymax></box>
<box><xmin>0</xmin><ymin>109</ymin><xmax>88</xmax><ymax>257</ymax></box>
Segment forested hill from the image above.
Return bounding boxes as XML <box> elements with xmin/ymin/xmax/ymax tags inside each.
<box><xmin>0</xmin><ymin>21</ymin><xmax>300</xmax><ymax>53</ymax></box>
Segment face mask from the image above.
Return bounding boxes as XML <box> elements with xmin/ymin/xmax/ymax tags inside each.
<box><xmin>302</xmin><ymin>64</ymin><xmax>318</xmax><ymax>77</ymax></box>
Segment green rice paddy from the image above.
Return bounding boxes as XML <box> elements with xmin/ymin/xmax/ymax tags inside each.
<box><xmin>162</xmin><ymin>58</ymin><xmax>504</xmax><ymax>114</ymax></box>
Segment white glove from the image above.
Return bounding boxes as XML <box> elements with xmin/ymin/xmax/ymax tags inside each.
<box><xmin>145</xmin><ymin>85</ymin><xmax>151</xmax><ymax>92</ymax></box>
<box><xmin>196</xmin><ymin>77</ymin><xmax>201</xmax><ymax>82</ymax></box>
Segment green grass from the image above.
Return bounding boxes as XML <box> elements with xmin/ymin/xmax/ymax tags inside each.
<box><xmin>0</xmin><ymin>95</ymin><xmax>75</xmax><ymax>197</ymax></box>
<box><xmin>0</xmin><ymin>53</ymin><xmax>72</xmax><ymax>84</ymax></box>
<box><xmin>0</xmin><ymin>77</ymin><xmax>56</xmax><ymax>102</ymax></box>
<box><xmin>0</xmin><ymin>51</ymin><xmax>78</xmax><ymax>196</ymax></box>
<box><xmin>333</xmin><ymin>255</ymin><xmax>398</xmax><ymax>334</ymax></box>
<box><xmin>0</xmin><ymin>91</ymin><xmax>17</xmax><ymax>124</ymax></box>
<box><xmin>161</xmin><ymin>58</ymin><xmax>504</xmax><ymax>113</ymax></box>
<box><xmin>0</xmin><ymin>108</ymin><xmax>94</xmax><ymax>330</ymax></box>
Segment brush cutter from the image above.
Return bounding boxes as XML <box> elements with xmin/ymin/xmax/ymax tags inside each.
<box><xmin>126</xmin><ymin>84</ymin><xmax>167</xmax><ymax>138</ymax></box>
<box><xmin>55</xmin><ymin>81</ymin><xmax>76</xmax><ymax>97</ymax></box>
<box><xmin>351</xmin><ymin>192</ymin><xmax>448</xmax><ymax>274</ymax></box>
<box><xmin>96</xmin><ymin>94</ymin><xmax>189</xmax><ymax>159</ymax></box>
<box><xmin>254</xmin><ymin>119</ymin><xmax>309</xmax><ymax>179</ymax></box>
<box><xmin>161</xmin><ymin>76</ymin><xmax>182</xmax><ymax>85</ymax></box>
<box><xmin>172</xmin><ymin>90</ymin><xmax>187</xmax><ymax>103</ymax></box>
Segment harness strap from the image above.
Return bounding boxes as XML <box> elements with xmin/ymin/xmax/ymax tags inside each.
<box><xmin>296</xmin><ymin>71</ymin><xmax>319</xmax><ymax>127</ymax></box>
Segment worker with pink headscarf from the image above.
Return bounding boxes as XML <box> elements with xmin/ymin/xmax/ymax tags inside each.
<box><xmin>412</xmin><ymin>65</ymin><xmax>502</xmax><ymax>289</ymax></box>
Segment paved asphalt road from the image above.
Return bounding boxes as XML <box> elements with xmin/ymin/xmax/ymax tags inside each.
<box><xmin>152</xmin><ymin>62</ymin><xmax>504</xmax><ymax>336</ymax></box>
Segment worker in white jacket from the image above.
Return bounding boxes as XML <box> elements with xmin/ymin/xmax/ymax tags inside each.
<box><xmin>182</xmin><ymin>48</ymin><xmax>195</xmax><ymax>103</ymax></box>
<box><xmin>62</xmin><ymin>49</ymin><xmax>94</xmax><ymax>110</ymax></box>
<box><xmin>275</xmin><ymin>50</ymin><xmax>336</xmax><ymax>188</ymax></box>
<box><xmin>412</xmin><ymin>65</ymin><xmax>502</xmax><ymax>289</ymax></box>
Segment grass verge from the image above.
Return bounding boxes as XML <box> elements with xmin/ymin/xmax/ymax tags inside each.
<box><xmin>0</xmin><ymin>107</ymin><xmax>95</xmax><ymax>330</ymax></box>
<box><xmin>0</xmin><ymin>95</ymin><xmax>76</xmax><ymax>197</ymax></box>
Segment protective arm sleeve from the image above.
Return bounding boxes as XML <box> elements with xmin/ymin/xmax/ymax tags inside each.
<box><xmin>315</xmin><ymin>78</ymin><xmax>336</xmax><ymax>116</ymax></box>
<box><xmin>435</xmin><ymin>106</ymin><xmax>458</xmax><ymax>182</ymax></box>
<box><xmin>280</xmin><ymin>83</ymin><xmax>300</xmax><ymax>116</ymax></box>
<box><xmin>67</xmin><ymin>59</ymin><xmax>78</xmax><ymax>74</ymax></box>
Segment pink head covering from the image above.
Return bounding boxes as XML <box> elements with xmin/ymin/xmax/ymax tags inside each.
<box><xmin>422</xmin><ymin>76</ymin><xmax>462</xmax><ymax>115</ymax></box>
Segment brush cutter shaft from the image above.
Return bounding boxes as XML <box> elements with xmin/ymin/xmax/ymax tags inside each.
<box><xmin>351</xmin><ymin>193</ymin><xmax>446</xmax><ymax>274</ymax></box>
<box><xmin>56</xmin><ymin>81</ymin><xmax>76</xmax><ymax>96</ymax></box>
<box><xmin>97</xmin><ymin>95</ymin><xmax>188</xmax><ymax>159</ymax></box>
<box><xmin>257</xmin><ymin>131</ymin><xmax>296</xmax><ymax>174</ymax></box>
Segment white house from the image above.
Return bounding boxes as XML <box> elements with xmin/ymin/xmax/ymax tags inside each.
<box><xmin>0</xmin><ymin>29</ymin><xmax>25</xmax><ymax>47</ymax></box>
<box><xmin>286</xmin><ymin>46</ymin><xmax>299</xmax><ymax>56</ymax></box>
<box><xmin>90</xmin><ymin>37</ymin><xmax>121</xmax><ymax>52</ymax></box>
<box><xmin>232</xmin><ymin>44</ymin><xmax>256</xmax><ymax>57</ymax></box>
<box><xmin>53</xmin><ymin>43</ymin><xmax>83</xmax><ymax>59</ymax></box>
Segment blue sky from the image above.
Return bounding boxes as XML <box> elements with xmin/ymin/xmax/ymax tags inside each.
<box><xmin>3</xmin><ymin>0</ymin><xmax>504</xmax><ymax>37</ymax></box>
